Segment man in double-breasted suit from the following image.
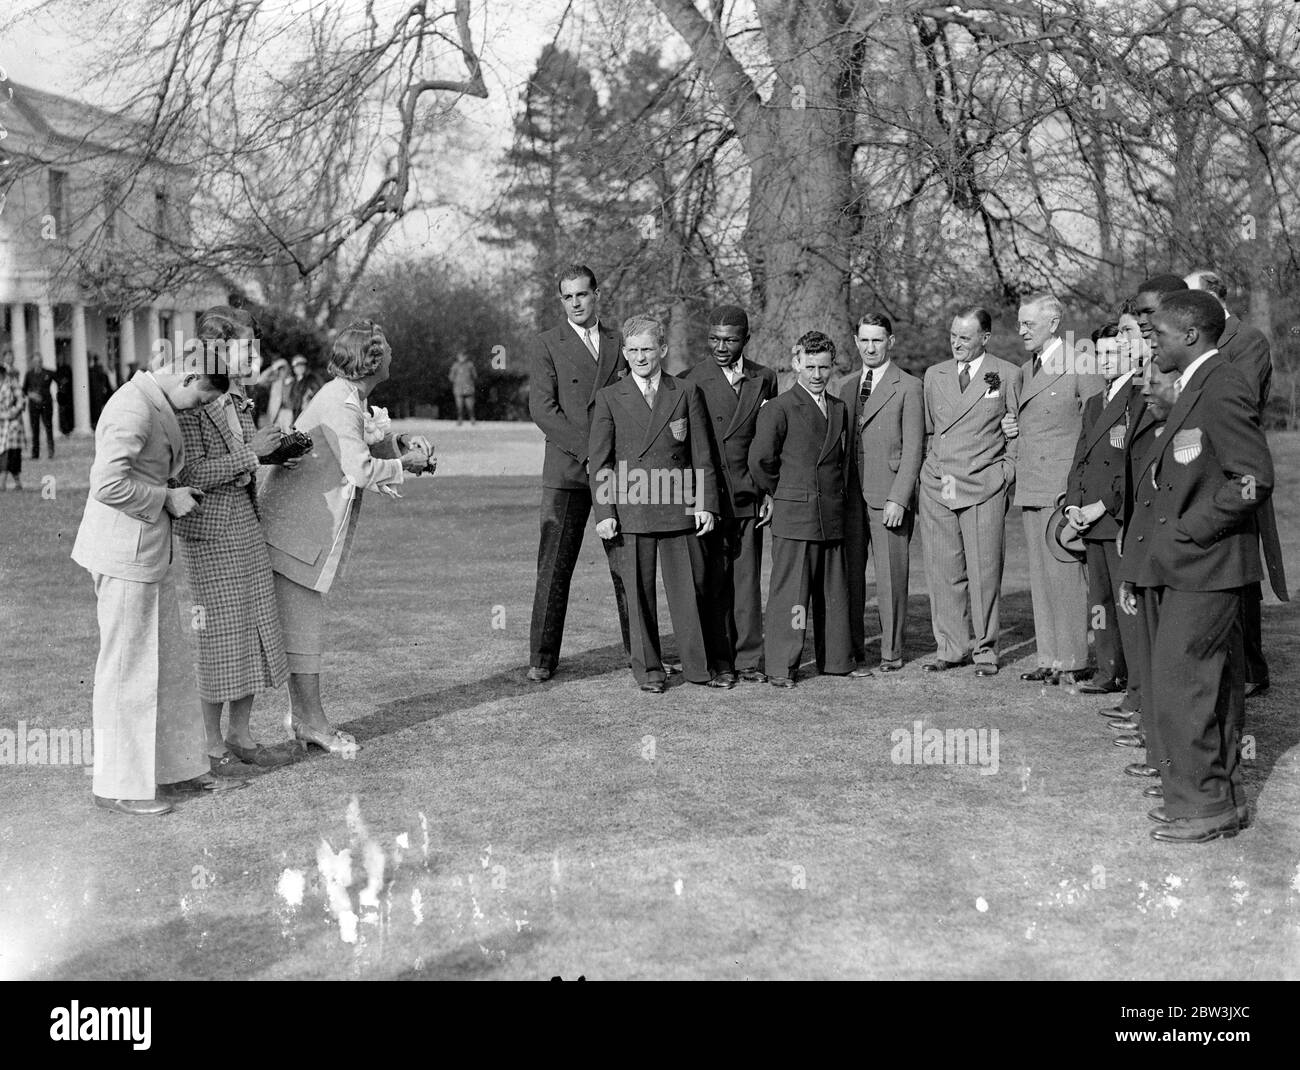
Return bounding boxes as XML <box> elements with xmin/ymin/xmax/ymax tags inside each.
<box><xmin>1064</xmin><ymin>325</ymin><xmax>1147</xmax><ymax>711</ymax></box>
<box><xmin>749</xmin><ymin>332</ymin><xmax>862</xmax><ymax>687</ymax></box>
<box><xmin>70</xmin><ymin>360</ymin><xmax>230</xmax><ymax>815</ymax></box>
<box><xmin>919</xmin><ymin>307</ymin><xmax>1021</xmax><ymax>675</ymax></box>
<box><xmin>1119</xmin><ymin>290</ymin><xmax>1273</xmax><ymax>843</ymax></box>
<box><xmin>589</xmin><ymin>314</ymin><xmax>722</xmax><ymax>693</ymax></box>
<box><xmin>680</xmin><ymin>305</ymin><xmax>778</xmax><ymax>682</ymax></box>
<box><xmin>1008</xmin><ymin>293</ymin><xmax>1104</xmax><ymax>685</ymax></box>
<box><xmin>1185</xmin><ymin>269</ymin><xmax>1287</xmax><ymax>697</ymax></box>
<box><xmin>832</xmin><ymin>313</ymin><xmax>924</xmax><ymax>673</ymax></box>
<box><xmin>526</xmin><ymin>264</ymin><xmax>632</xmax><ymax>682</ymax></box>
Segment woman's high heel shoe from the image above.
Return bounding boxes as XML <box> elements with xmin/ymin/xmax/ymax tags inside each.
<box><xmin>291</xmin><ymin>719</ymin><xmax>360</xmax><ymax>757</ymax></box>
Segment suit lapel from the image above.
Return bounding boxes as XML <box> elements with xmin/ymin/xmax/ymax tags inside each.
<box><xmin>614</xmin><ymin>375</ymin><xmax>651</xmax><ymax>441</ymax></box>
<box><xmin>133</xmin><ymin>372</ymin><xmax>184</xmax><ymax>474</ymax></box>
<box><xmin>859</xmin><ymin>364</ymin><xmax>898</xmax><ymax>426</ymax></box>
<box><xmin>1218</xmin><ymin>316</ymin><xmax>1241</xmax><ymax>353</ymax></box>
<box><xmin>592</xmin><ymin>322</ymin><xmax>622</xmax><ymax>400</ymax></box>
<box><xmin>642</xmin><ymin>375</ymin><xmax>679</xmax><ymax>454</ymax></box>
<box><xmin>941</xmin><ymin>360</ymin><xmax>988</xmax><ymax>429</ymax></box>
<box><xmin>725</xmin><ymin>362</ymin><xmax>762</xmax><ymax>438</ymax></box>
<box><xmin>1084</xmin><ymin>379</ymin><xmax>1135</xmax><ymax>452</ymax></box>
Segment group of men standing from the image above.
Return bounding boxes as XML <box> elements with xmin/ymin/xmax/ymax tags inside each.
<box><xmin>523</xmin><ymin>262</ymin><xmax>1282</xmax><ymax>845</ymax></box>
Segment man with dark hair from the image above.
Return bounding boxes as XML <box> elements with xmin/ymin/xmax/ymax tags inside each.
<box><xmin>22</xmin><ymin>355</ymin><xmax>55</xmax><ymax>458</ymax></box>
<box><xmin>1064</xmin><ymin>321</ymin><xmax>1146</xmax><ymax>714</ymax></box>
<box><xmin>1119</xmin><ymin>289</ymin><xmax>1272</xmax><ymax>843</ymax></box>
<box><xmin>1184</xmin><ymin>268</ymin><xmax>1286</xmax><ymax>698</ymax></box>
<box><xmin>749</xmin><ymin>331</ymin><xmax>861</xmax><ymax>687</ymax></box>
<box><xmin>918</xmin><ymin>307</ymin><xmax>1021</xmax><ymax>675</ymax></box>
<box><xmin>526</xmin><ymin>263</ymin><xmax>631</xmax><ymax>682</ymax></box>
<box><xmin>1130</xmin><ymin>274</ymin><xmax>1189</xmax><ymax>353</ymax></box>
<box><xmin>832</xmin><ymin>313</ymin><xmax>924</xmax><ymax>673</ymax></box>
<box><xmin>681</xmin><ymin>305</ymin><xmax>778</xmax><ymax>682</ymax></box>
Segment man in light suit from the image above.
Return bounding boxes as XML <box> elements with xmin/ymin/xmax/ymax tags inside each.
<box><xmin>832</xmin><ymin>313</ymin><xmax>924</xmax><ymax>673</ymax></box>
<box><xmin>527</xmin><ymin>264</ymin><xmax>632</xmax><ymax>682</ymax></box>
<box><xmin>1063</xmin><ymin>323</ymin><xmax>1147</xmax><ymax>717</ymax></box>
<box><xmin>680</xmin><ymin>305</ymin><xmax>778</xmax><ymax>683</ymax></box>
<box><xmin>1006</xmin><ymin>293</ymin><xmax>1104</xmax><ymax>685</ymax></box>
<box><xmin>590</xmin><ymin>314</ymin><xmax>723</xmax><ymax>693</ymax></box>
<box><xmin>1119</xmin><ymin>290</ymin><xmax>1273</xmax><ymax>843</ymax></box>
<box><xmin>71</xmin><ymin>354</ymin><xmax>235</xmax><ymax>815</ymax></box>
<box><xmin>919</xmin><ymin>307</ymin><xmax>1021</xmax><ymax>675</ymax></box>
<box><xmin>749</xmin><ymin>331</ymin><xmax>863</xmax><ymax>687</ymax></box>
<box><xmin>1184</xmin><ymin>269</ymin><xmax>1287</xmax><ymax>697</ymax></box>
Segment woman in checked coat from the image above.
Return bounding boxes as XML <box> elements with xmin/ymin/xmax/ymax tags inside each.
<box><xmin>0</xmin><ymin>348</ymin><xmax>27</xmax><ymax>490</ymax></box>
<box><xmin>173</xmin><ymin>307</ymin><xmax>296</xmax><ymax>774</ymax></box>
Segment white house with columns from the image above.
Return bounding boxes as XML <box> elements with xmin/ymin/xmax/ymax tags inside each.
<box><xmin>0</xmin><ymin>82</ymin><xmax>227</xmax><ymax>435</ymax></box>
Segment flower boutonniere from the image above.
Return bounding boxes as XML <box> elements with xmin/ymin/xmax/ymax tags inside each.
<box><xmin>362</xmin><ymin>405</ymin><xmax>392</xmax><ymax>446</ymax></box>
<box><xmin>984</xmin><ymin>371</ymin><xmax>1001</xmax><ymax>392</ymax></box>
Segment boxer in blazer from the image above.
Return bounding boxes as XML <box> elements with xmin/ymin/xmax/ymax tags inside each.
<box><xmin>749</xmin><ymin>331</ymin><xmax>862</xmax><ymax>687</ymax></box>
<box><xmin>680</xmin><ymin>305</ymin><xmax>778</xmax><ymax>682</ymax></box>
<box><xmin>1119</xmin><ymin>291</ymin><xmax>1273</xmax><ymax>843</ymax></box>
<box><xmin>1064</xmin><ymin>323</ymin><xmax>1147</xmax><ymax>710</ymax></box>
<box><xmin>919</xmin><ymin>307</ymin><xmax>1021</xmax><ymax>675</ymax></box>
<box><xmin>590</xmin><ymin>314</ymin><xmax>722</xmax><ymax>692</ymax></box>
<box><xmin>832</xmin><ymin>313</ymin><xmax>924</xmax><ymax>672</ymax></box>
<box><xmin>1185</xmin><ymin>269</ymin><xmax>1287</xmax><ymax>697</ymax></box>
<box><xmin>70</xmin><ymin>361</ymin><xmax>231</xmax><ymax>815</ymax></box>
<box><xmin>527</xmin><ymin>264</ymin><xmax>631</xmax><ymax>682</ymax></box>
<box><xmin>1007</xmin><ymin>293</ymin><xmax>1104</xmax><ymax>685</ymax></box>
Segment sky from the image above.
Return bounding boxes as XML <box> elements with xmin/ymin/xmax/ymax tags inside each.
<box><xmin>0</xmin><ymin>0</ymin><xmax>592</xmax><ymax>272</ymax></box>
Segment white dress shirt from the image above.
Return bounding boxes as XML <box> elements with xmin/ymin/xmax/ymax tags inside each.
<box><xmin>1177</xmin><ymin>348</ymin><xmax>1219</xmax><ymax>394</ymax></box>
<box><xmin>860</xmin><ymin>359</ymin><xmax>892</xmax><ymax>391</ymax></box>
<box><xmin>569</xmin><ymin>320</ymin><xmax>601</xmax><ymax>359</ymax></box>
<box><xmin>634</xmin><ymin>371</ymin><xmax>662</xmax><ymax>404</ymax></box>
<box><xmin>799</xmin><ymin>382</ymin><xmax>828</xmax><ymax>416</ymax></box>
<box><xmin>1106</xmin><ymin>369</ymin><xmax>1136</xmax><ymax>405</ymax></box>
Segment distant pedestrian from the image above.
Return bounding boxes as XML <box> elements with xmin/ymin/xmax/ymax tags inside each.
<box><xmin>449</xmin><ymin>351</ymin><xmax>478</xmax><ymax>424</ymax></box>
<box><xmin>55</xmin><ymin>364</ymin><xmax>74</xmax><ymax>435</ymax></box>
<box><xmin>289</xmin><ymin>354</ymin><xmax>321</xmax><ymax>423</ymax></box>
<box><xmin>89</xmin><ymin>354</ymin><xmax>112</xmax><ymax>426</ymax></box>
<box><xmin>0</xmin><ymin>348</ymin><xmax>26</xmax><ymax>490</ymax></box>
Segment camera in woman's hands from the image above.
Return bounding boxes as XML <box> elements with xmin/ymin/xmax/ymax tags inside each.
<box><xmin>264</xmin><ymin>430</ymin><xmax>313</xmax><ymax>466</ymax></box>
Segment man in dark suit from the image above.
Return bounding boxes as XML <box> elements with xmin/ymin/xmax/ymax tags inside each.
<box><xmin>1114</xmin><ymin>361</ymin><xmax>1179</xmax><ymax>785</ymax></box>
<box><xmin>918</xmin><ymin>307</ymin><xmax>1021</xmax><ymax>675</ymax></box>
<box><xmin>22</xmin><ymin>357</ymin><xmax>55</xmax><ymax>458</ymax></box>
<box><xmin>1184</xmin><ymin>269</ymin><xmax>1287</xmax><ymax>697</ymax></box>
<box><xmin>526</xmin><ymin>264</ymin><xmax>631</xmax><ymax>682</ymax></box>
<box><xmin>1064</xmin><ymin>323</ymin><xmax>1146</xmax><ymax>712</ymax></box>
<box><xmin>832</xmin><ymin>313</ymin><xmax>924</xmax><ymax>673</ymax></box>
<box><xmin>681</xmin><ymin>305</ymin><xmax>778</xmax><ymax>683</ymax></box>
<box><xmin>590</xmin><ymin>314</ymin><xmax>723</xmax><ymax>693</ymax></box>
<box><xmin>1119</xmin><ymin>290</ymin><xmax>1273</xmax><ymax>843</ymax></box>
<box><xmin>749</xmin><ymin>331</ymin><xmax>864</xmax><ymax>688</ymax></box>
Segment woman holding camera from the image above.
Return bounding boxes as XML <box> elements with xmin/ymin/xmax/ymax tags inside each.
<box><xmin>259</xmin><ymin>320</ymin><xmax>433</xmax><ymax>756</ymax></box>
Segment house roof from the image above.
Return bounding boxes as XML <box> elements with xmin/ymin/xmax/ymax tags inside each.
<box><xmin>4</xmin><ymin>81</ymin><xmax>183</xmax><ymax>168</ymax></box>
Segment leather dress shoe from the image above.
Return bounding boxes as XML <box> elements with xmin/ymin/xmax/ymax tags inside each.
<box><xmin>768</xmin><ymin>676</ymin><xmax>796</xmax><ymax>688</ymax></box>
<box><xmin>1113</xmin><ymin>733</ymin><xmax>1145</xmax><ymax>748</ymax></box>
<box><xmin>848</xmin><ymin>665</ymin><xmax>875</xmax><ymax>678</ymax></box>
<box><xmin>878</xmin><ymin>660</ymin><xmax>903</xmax><ymax>673</ymax></box>
<box><xmin>1019</xmin><ymin>667</ymin><xmax>1056</xmax><ymax>683</ymax></box>
<box><xmin>1059</xmin><ymin>669</ymin><xmax>1093</xmax><ymax>686</ymax></box>
<box><xmin>1244</xmin><ymin>680</ymin><xmax>1269</xmax><ymax>699</ymax></box>
<box><xmin>210</xmin><ymin>750</ymin><xmax>262</xmax><ymax>777</ymax></box>
<box><xmin>973</xmin><ymin>662</ymin><xmax>999</xmax><ymax>677</ymax></box>
<box><xmin>1077</xmin><ymin>676</ymin><xmax>1125</xmax><ymax>694</ymax></box>
<box><xmin>159</xmin><ymin>772</ymin><xmax>248</xmax><ymax>796</ymax></box>
<box><xmin>665</xmin><ymin>663</ymin><xmax>683</xmax><ymax>676</ymax></box>
<box><xmin>1106</xmin><ymin>717</ymin><xmax>1139</xmax><ymax>732</ymax></box>
<box><xmin>1100</xmin><ymin>706</ymin><xmax>1137</xmax><ymax>720</ymax></box>
<box><xmin>1150</xmin><ymin>815</ymin><xmax>1241</xmax><ymax>843</ymax></box>
<box><xmin>640</xmin><ymin>682</ymin><xmax>665</xmax><ymax>694</ymax></box>
<box><xmin>738</xmin><ymin>668</ymin><xmax>768</xmax><ymax>683</ymax></box>
<box><xmin>698</xmin><ymin>672</ymin><xmax>736</xmax><ymax>689</ymax></box>
<box><xmin>1125</xmin><ymin>762</ymin><xmax>1160</xmax><ymax>778</ymax></box>
<box><xmin>94</xmin><ymin>795</ymin><xmax>173</xmax><ymax>816</ymax></box>
<box><xmin>1143</xmin><ymin>784</ymin><xmax>1164</xmax><ymax>798</ymax></box>
<box><xmin>924</xmin><ymin>658</ymin><xmax>968</xmax><ymax>672</ymax></box>
<box><xmin>526</xmin><ymin>666</ymin><xmax>553</xmax><ymax>683</ymax></box>
<box><xmin>1151</xmin><ymin>804</ymin><xmax>1250</xmax><ymax>829</ymax></box>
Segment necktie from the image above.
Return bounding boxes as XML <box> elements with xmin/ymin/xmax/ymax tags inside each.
<box><xmin>644</xmin><ymin>381</ymin><xmax>656</xmax><ymax>410</ymax></box>
<box><xmin>1032</xmin><ymin>354</ymin><xmax>1042</xmax><ymax>377</ymax></box>
<box><xmin>958</xmin><ymin>362</ymin><xmax>970</xmax><ymax>391</ymax></box>
<box><xmin>860</xmin><ymin>369</ymin><xmax>873</xmax><ymax>402</ymax></box>
<box><xmin>583</xmin><ymin>328</ymin><xmax>599</xmax><ymax>361</ymax></box>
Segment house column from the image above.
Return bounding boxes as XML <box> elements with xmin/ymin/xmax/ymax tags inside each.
<box><xmin>147</xmin><ymin>306</ymin><xmax>161</xmax><ymax>365</ymax></box>
<box><xmin>71</xmin><ymin>302</ymin><xmax>92</xmax><ymax>434</ymax></box>
<box><xmin>10</xmin><ymin>304</ymin><xmax>28</xmax><ymax>375</ymax></box>
<box><xmin>119</xmin><ymin>310</ymin><xmax>136</xmax><ymax>381</ymax></box>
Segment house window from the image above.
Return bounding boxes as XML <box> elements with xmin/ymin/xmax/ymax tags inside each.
<box><xmin>154</xmin><ymin>190</ymin><xmax>168</xmax><ymax>249</ymax></box>
<box><xmin>49</xmin><ymin>169</ymin><xmax>68</xmax><ymax>238</ymax></box>
<box><xmin>104</xmin><ymin>181</ymin><xmax>120</xmax><ymax>242</ymax></box>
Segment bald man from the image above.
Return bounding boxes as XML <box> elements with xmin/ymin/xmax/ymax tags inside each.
<box><xmin>681</xmin><ymin>306</ymin><xmax>779</xmax><ymax>682</ymax></box>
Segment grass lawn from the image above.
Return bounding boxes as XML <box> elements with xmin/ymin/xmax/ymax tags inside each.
<box><xmin>1</xmin><ymin>422</ymin><xmax>1299</xmax><ymax>980</ymax></box>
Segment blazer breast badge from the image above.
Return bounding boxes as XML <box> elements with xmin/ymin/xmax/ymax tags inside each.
<box><xmin>1172</xmin><ymin>427</ymin><xmax>1203</xmax><ymax>465</ymax></box>
<box><xmin>1108</xmin><ymin>423</ymin><xmax>1127</xmax><ymax>449</ymax></box>
<box><xmin>669</xmin><ymin>417</ymin><xmax>688</xmax><ymax>441</ymax></box>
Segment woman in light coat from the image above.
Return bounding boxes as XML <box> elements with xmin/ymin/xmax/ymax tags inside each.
<box><xmin>259</xmin><ymin>321</ymin><xmax>433</xmax><ymax>755</ymax></box>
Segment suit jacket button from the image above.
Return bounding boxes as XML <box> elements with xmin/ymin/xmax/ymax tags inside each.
<box><xmin>1136</xmin><ymin>535</ymin><xmax>1144</xmax><ymax>541</ymax></box>
<box><xmin>1142</xmin><ymin>499</ymin><xmax>1151</xmax><ymax>506</ymax></box>
<box><xmin>1158</xmin><ymin>517</ymin><xmax>1166</xmax><ymax>523</ymax></box>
